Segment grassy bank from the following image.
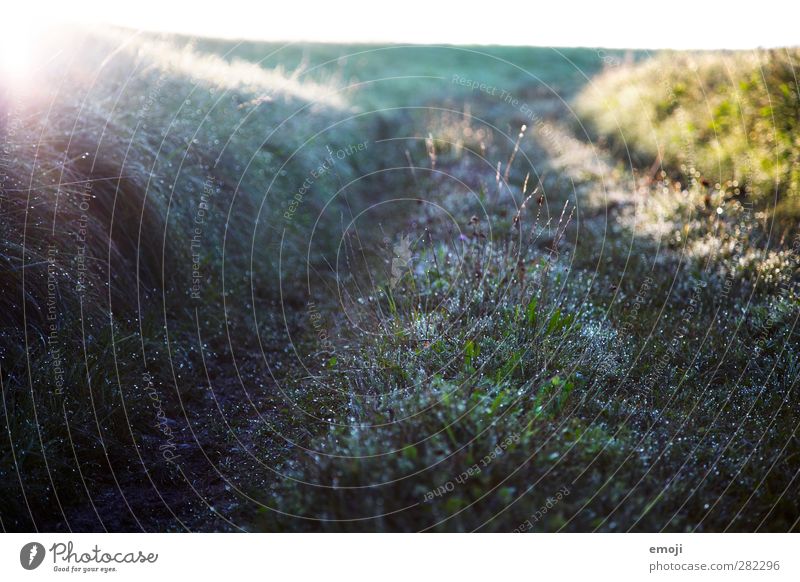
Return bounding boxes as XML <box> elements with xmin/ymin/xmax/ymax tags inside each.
<box><xmin>258</xmin><ymin>112</ymin><xmax>800</xmax><ymax>532</ymax></box>
<box><xmin>0</xmin><ymin>29</ymin><xmax>378</xmax><ymax>530</ymax></box>
<box><xmin>575</xmin><ymin>49</ymin><xmax>800</xmax><ymax>220</ymax></box>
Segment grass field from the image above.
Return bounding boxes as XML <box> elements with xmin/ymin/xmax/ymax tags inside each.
<box><xmin>1</xmin><ymin>29</ymin><xmax>797</xmax><ymax>532</ymax></box>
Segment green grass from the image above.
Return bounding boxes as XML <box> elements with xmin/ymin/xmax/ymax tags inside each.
<box><xmin>255</xmin><ymin>115</ymin><xmax>800</xmax><ymax>531</ymax></box>
<box><xmin>575</xmin><ymin>49</ymin><xmax>800</xmax><ymax>219</ymax></box>
<box><xmin>0</xmin><ymin>29</ymin><xmax>377</xmax><ymax>530</ymax></box>
<box><xmin>174</xmin><ymin>37</ymin><xmax>634</xmax><ymax>107</ymax></box>
<box><xmin>1</xmin><ymin>30</ymin><xmax>798</xmax><ymax>532</ymax></box>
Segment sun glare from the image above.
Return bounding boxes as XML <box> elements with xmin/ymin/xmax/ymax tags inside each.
<box><xmin>0</xmin><ymin>26</ymin><xmax>34</xmax><ymax>80</ymax></box>
<box><xmin>0</xmin><ymin>6</ymin><xmax>54</xmax><ymax>85</ymax></box>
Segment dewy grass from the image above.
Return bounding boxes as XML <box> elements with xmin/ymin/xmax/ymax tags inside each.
<box><xmin>1</xmin><ymin>31</ymin><xmax>798</xmax><ymax>532</ymax></box>
<box><xmin>0</xmin><ymin>29</ymin><xmax>375</xmax><ymax>530</ymax></box>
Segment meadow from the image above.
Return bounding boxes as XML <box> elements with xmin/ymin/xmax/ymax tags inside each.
<box><xmin>0</xmin><ymin>30</ymin><xmax>797</xmax><ymax>532</ymax></box>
